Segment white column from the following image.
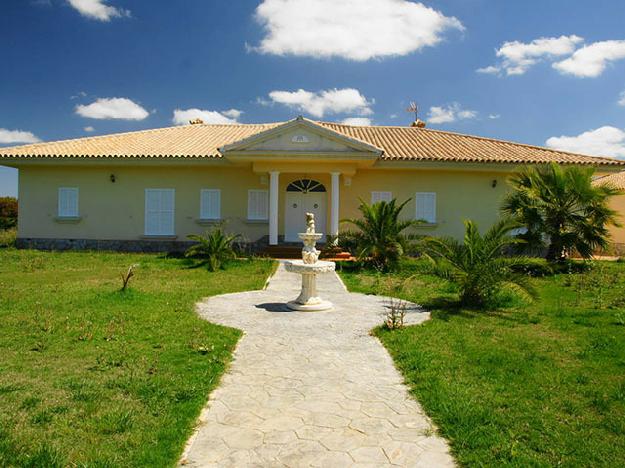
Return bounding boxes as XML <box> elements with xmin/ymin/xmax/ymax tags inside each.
<box><xmin>269</xmin><ymin>171</ymin><xmax>279</xmax><ymax>245</ymax></box>
<box><xmin>330</xmin><ymin>172</ymin><xmax>340</xmax><ymax>243</ymax></box>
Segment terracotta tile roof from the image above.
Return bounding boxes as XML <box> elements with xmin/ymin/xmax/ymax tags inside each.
<box><xmin>0</xmin><ymin>118</ymin><xmax>622</xmax><ymax>166</ymax></box>
<box><xmin>0</xmin><ymin>123</ymin><xmax>282</xmax><ymax>159</ymax></box>
<box><xmin>318</xmin><ymin>122</ymin><xmax>623</xmax><ymax>165</ymax></box>
<box><xmin>593</xmin><ymin>171</ymin><xmax>625</xmax><ymax>189</ymax></box>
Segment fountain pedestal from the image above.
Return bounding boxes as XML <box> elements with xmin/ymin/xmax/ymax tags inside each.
<box><xmin>285</xmin><ymin>260</ymin><xmax>335</xmax><ymax>311</ymax></box>
<box><xmin>284</xmin><ymin>214</ymin><xmax>336</xmax><ymax>311</ymax></box>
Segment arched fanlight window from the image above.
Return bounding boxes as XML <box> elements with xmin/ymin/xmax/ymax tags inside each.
<box><xmin>286</xmin><ymin>179</ymin><xmax>326</xmax><ymax>193</ymax></box>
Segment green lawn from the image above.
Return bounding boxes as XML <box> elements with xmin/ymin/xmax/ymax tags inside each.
<box><xmin>0</xmin><ymin>249</ymin><xmax>274</xmax><ymax>467</ymax></box>
<box><xmin>340</xmin><ymin>259</ymin><xmax>625</xmax><ymax>467</ymax></box>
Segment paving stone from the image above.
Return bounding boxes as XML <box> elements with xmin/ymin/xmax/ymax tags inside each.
<box><xmin>259</xmin><ymin>415</ymin><xmax>304</xmax><ymax>432</ymax></box>
<box><xmin>349</xmin><ymin>446</ymin><xmax>390</xmax><ymax>464</ymax></box>
<box><xmin>263</xmin><ymin>430</ymin><xmax>298</xmax><ymax>445</ymax></box>
<box><xmin>221</xmin><ymin>428</ymin><xmax>264</xmax><ymax>450</ymax></box>
<box><xmin>180</xmin><ymin>262</ymin><xmax>455</xmax><ymax>467</ymax></box>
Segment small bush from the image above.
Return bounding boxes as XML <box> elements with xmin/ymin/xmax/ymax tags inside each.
<box><xmin>186</xmin><ymin>227</ymin><xmax>239</xmax><ymax>271</ymax></box>
<box><xmin>0</xmin><ymin>197</ymin><xmax>17</xmax><ymax>230</ymax></box>
<box><xmin>341</xmin><ymin>198</ymin><xmax>419</xmax><ymax>272</ymax></box>
<box><xmin>423</xmin><ymin>219</ymin><xmax>538</xmax><ymax>308</ymax></box>
<box><xmin>385</xmin><ymin>297</ymin><xmax>407</xmax><ymax>330</ymax></box>
<box><xmin>508</xmin><ymin>257</ymin><xmax>592</xmax><ymax>277</ymax></box>
<box><xmin>508</xmin><ymin>258</ymin><xmax>554</xmax><ymax>277</ymax></box>
<box><xmin>0</xmin><ymin>228</ymin><xmax>16</xmax><ymax>248</ymax></box>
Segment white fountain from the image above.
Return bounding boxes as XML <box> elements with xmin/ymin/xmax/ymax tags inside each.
<box><xmin>284</xmin><ymin>213</ymin><xmax>336</xmax><ymax>311</ymax></box>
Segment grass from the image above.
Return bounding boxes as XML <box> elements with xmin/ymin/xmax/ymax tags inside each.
<box><xmin>0</xmin><ymin>248</ymin><xmax>274</xmax><ymax>467</ymax></box>
<box><xmin>340</xmin><ymin>258</ymin><xmax>625</xmax><ymax>467</ymax></box>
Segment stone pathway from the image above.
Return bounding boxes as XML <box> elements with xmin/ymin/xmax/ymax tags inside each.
<box><xmin>180</xmin><ymin>263</ymin><xmax>455</xmax><ymax>467</ymax></box>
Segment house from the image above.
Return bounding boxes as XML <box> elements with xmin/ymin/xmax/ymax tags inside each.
<box><xmin>0</xmin><ymin>116</ymin><xmax>623</xmax><ymax>252</ymax></box>
<box><xmin>594</xmin><ymin>171</ymin><xmax>625</xmax><ymax>254</ymax></box>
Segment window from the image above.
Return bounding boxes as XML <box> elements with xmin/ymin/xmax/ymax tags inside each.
<box><xmin>200</xmin><ymin>189</ymin><xmax>221</xmax><ymax>220</ymax></box>
<box><xmin>371</xmin><ymin>191</ymin><xmax>392</xmax><ymax>204</ymax></box>
<box><xmin>248</xmin><ymin>190</ymin><xmax>268</xmax><ymax>220</ymax></box>
<box><xmin>415</xmin><ymin>192</ymin><xmax>436</xmax><ymax>223</ymax></box>
<box><xmin>58</xmin><ymin>188</ymin><xmax>79</xmax><ymax>217</ymax></box>
<box><xmin>145</xmin><ymin>189</ymin><xmax>175</xmax><ymax>236</ymax></box>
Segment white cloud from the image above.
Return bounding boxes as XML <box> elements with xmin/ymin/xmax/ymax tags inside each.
<box><xmin>488</xmin><ymin>114</ymin><xmax>501</xmax><ymax>120</ymax></box>
<box><xmin>266</xmin><ymin>88</ymin><xmax>373</xmax><ymax>118</ymax></box>
<box><xmin>553</xmin><ymin>40</ymin><xmax>625</xmax><ymax>77</ymax></box>
<box><xmin>221</xmin><ymin>109</ymin><xmax>243</xmax><ymax>120</ymax></box>
<box><xmin>67</xmin><ymin>0</ymin><xmax>130</xmax><ymax>21</ymax></box>
<box><xmin>84</xmin><ymin>126</ymin><xmax>95</xmax><ymax>132</ymax></box>
<box><xmin>619</xmin><ymin>90</ymin><xmax>625</xmax><ymax>107</ymax></box>
<box><xmin>546</xmin><ymin>126</ymin><xmax>625</xmax><ymax>158</ymax></box>
<box><xmin>75</xmin><ymin>97</ymin><xmax>149</xmax><ymax>120</ymax></box>
<box><xmin>171</xmin><ymin>109</ymin><xmax>239</xmax><ymax>125</ymax></box>
<box><xmin>253</xmin><ymin>0</ymin><xmax>463</xmax><ymax>61</ymax></box>
<box><xmin>479</xmin><ymin>35</ymin><xmax>583</xmax><ymax>76</ymax></box>
<box><xmin>340</xmin><ymin>117</ymin><xmax>372</xmax><ymax>126</ymax></box>
<box><xmin>0</xmin><ymin>128</ymin><xmax>41</xmax><ymax>145</ymax></box>
<box><xmin>427</xmin><ymin>103</ymin><xmax>477</xmax><ymax>124</ymax></box>
<box><xmin>476</xmin><ymin>65</ymin><xmax>501</xmax><ymax>75</ymax></box>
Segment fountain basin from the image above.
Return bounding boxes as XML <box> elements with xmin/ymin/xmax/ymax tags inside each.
<box><xmin>284</xmin><ymin>260</ymin><xmax>335</xmax><ymax>311</ymax></box>
<box><xmin>284</xmin><ymin>260</ymin><xmax>335</xmax><ymax>274</ymax></box>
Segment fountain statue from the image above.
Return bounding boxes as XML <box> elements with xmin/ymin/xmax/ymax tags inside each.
<box><xmin>284</xmin><ymin>213</ymin><xmax>336</xmax><ymax>311</ymax></box>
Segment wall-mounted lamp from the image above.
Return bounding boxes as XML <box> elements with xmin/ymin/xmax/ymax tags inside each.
<box><xmin>491</xmin><ymin>179</ymin><xmax>497</xmax><ymax>188</ymax></box>
<box><xmin>344</xmin><ymin>177</ymin><xmax>352</xmax><ymax>187</ymax></box>
<box><xmin>110</xmin><ymin>174</ymin><xmax>116</xmax><ymax>183</ymax></box>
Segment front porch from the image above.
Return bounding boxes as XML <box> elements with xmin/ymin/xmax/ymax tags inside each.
<box><xmin>219</xmin><ymin>116</ymin><xmax>383</xmax><ymax>246</ymax></box>
<box><xmin>265</xmin><ymin>171</ymin><xmax>342</xmax><ymax>245</ymax></box>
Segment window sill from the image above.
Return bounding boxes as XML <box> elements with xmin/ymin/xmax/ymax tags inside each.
<box><xmin>415</xmin><ymin>222</ymin><xmax>438</xmax><ymax>228</ymax></box>
<box><xmin>54</xmin><ymin>216</ymin><xmax>82</xmax><ymax>224</ymax></box>
<box><xmin>245</xmin><ymin>219</ymin><xmax>269</xmax><ymax>224</ymax></box>
<box><xmin>195</xmin><ymin>218</ymin><xmax>222</xmax><ymax>226</ymax></box>
<box><xmin>140</xmin><ymin>235</ymin><xmax>178</xmax><ymax>240</ymax></box>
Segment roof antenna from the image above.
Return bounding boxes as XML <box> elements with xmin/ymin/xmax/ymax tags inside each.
<box><xmin>406</xmin><ymin>101</ymin><xmax>426</xmax><ymax>128</ymax></box>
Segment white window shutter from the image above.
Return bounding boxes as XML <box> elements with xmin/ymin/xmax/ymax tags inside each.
<box><xmin>248</xmin><ymin>190</ymin><xmax>268</xmax><ymax>220</ymax></box>
<box><xmin>200</xmin><ymin>189</ymin><xmax>221</xmax><ymax>219</ymax></box>
<box><xmin>145</xmin><ymin>189</ymin><xmax>175</xmax><ymax>235</ymax></box>
<box><xmin>58</xmin><ymin>188</ymin><xmax>79</xmax><ymax>217</ymax></box>
<box><xmin>371</xmin><ymin>191</ymin><xmax>392</xmax><ymax>204</ymax></box>
<box><xmin>416</xmin><ymin>192</ymin><xmax>436</xmax><ymax>223</ymax></box>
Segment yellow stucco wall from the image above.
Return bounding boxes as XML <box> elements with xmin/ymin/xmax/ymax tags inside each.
<box><xmin>16</xmin><ymin>163</ymin><xmax>510</xmax><ymax>242</ymax></box>
<box><xmin>18</xmin><ymin>165</ymin><xmax>269</xmax><ymax>242</ymax></box>
<box><xmin>607</xmin><ymin>195</ymin><xmax>625</xmax><ymax>245</ymax></box>
<box><xmin>341</xmin><ymin>168</ymin><xmax>508</xmax><ymax>239</ymax></box>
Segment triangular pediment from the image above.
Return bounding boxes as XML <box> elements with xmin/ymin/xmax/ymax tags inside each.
<box><xmin>220</xmin><ymin>117</ymin><xmax>383</xmax><ymax>157</ymax></box>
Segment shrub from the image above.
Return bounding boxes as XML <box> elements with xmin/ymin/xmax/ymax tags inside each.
<box><xmin>423</xmin><ymin>218</ymin><xmax>538</xmax><ymax>308</ymax></box>
<box><xmin>502</xmin><ymin>164</ymin><xmax>622</xmax><ymax>262</ymax></box>
<box><xmin>341</xmin><ymin>198</ymin><xmax>419</xmax><ymax>271</ymax></box>
<box><xmin>0</xmin><ymin>228</ymin><xmax>16</xmax><ymax>248</ymax></box>
<box><xmin>507</xmin><ymin>257</ymin><xmax>554</xmax><ymax>277</ymax></box>
<box><xmin>0</xmin><ymin>197</ymin><xmax>18</xmax><ymax>230</ymax></box>
<box><xmin>185</xmin><ymin>227</ymin><xmax>240</xmax><ymax>271</ymax></box>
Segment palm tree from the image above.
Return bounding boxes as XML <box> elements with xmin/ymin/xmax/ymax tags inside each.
<box><xmin>341</xmin><ymin>198</ymin><xmax>418</xmax><ymax>271</ymax></box>
<box><xmin>185</xmin><ymin>228</ymin><xmax>240</xmax><ymax>271</ymax></box>
<box><xmin>502</xmin><ymin>164</ymin><xmax>622</xmax><ymax>262</ymax></box>
<box><xmin>423</xmin><ymin>218</ymin><xmax>537</xmax><ymax>308</ymax></box>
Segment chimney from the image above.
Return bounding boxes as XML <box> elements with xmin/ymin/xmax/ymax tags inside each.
<box><xmin>410</xmin><ymin>119</ymin><xmax>426</xmax><ymax>128</ymax></box>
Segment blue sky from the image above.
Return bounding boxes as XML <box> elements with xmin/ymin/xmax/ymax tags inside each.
<box><xmin>1</xmin><ymin>0</ymin><xmax>625</xmax><ymax>197</ymax></box>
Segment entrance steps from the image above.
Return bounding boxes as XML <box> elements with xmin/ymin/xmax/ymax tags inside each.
<box><xmin>259</xmin><ymin>244</ymin><xmax>354</xmax><ymax>261</ymax></box>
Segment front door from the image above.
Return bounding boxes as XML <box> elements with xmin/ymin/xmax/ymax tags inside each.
<box><xmin>284</xmin><ymin>179</ymin><xmax>327</xmax><ymax>242</ymax></box>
